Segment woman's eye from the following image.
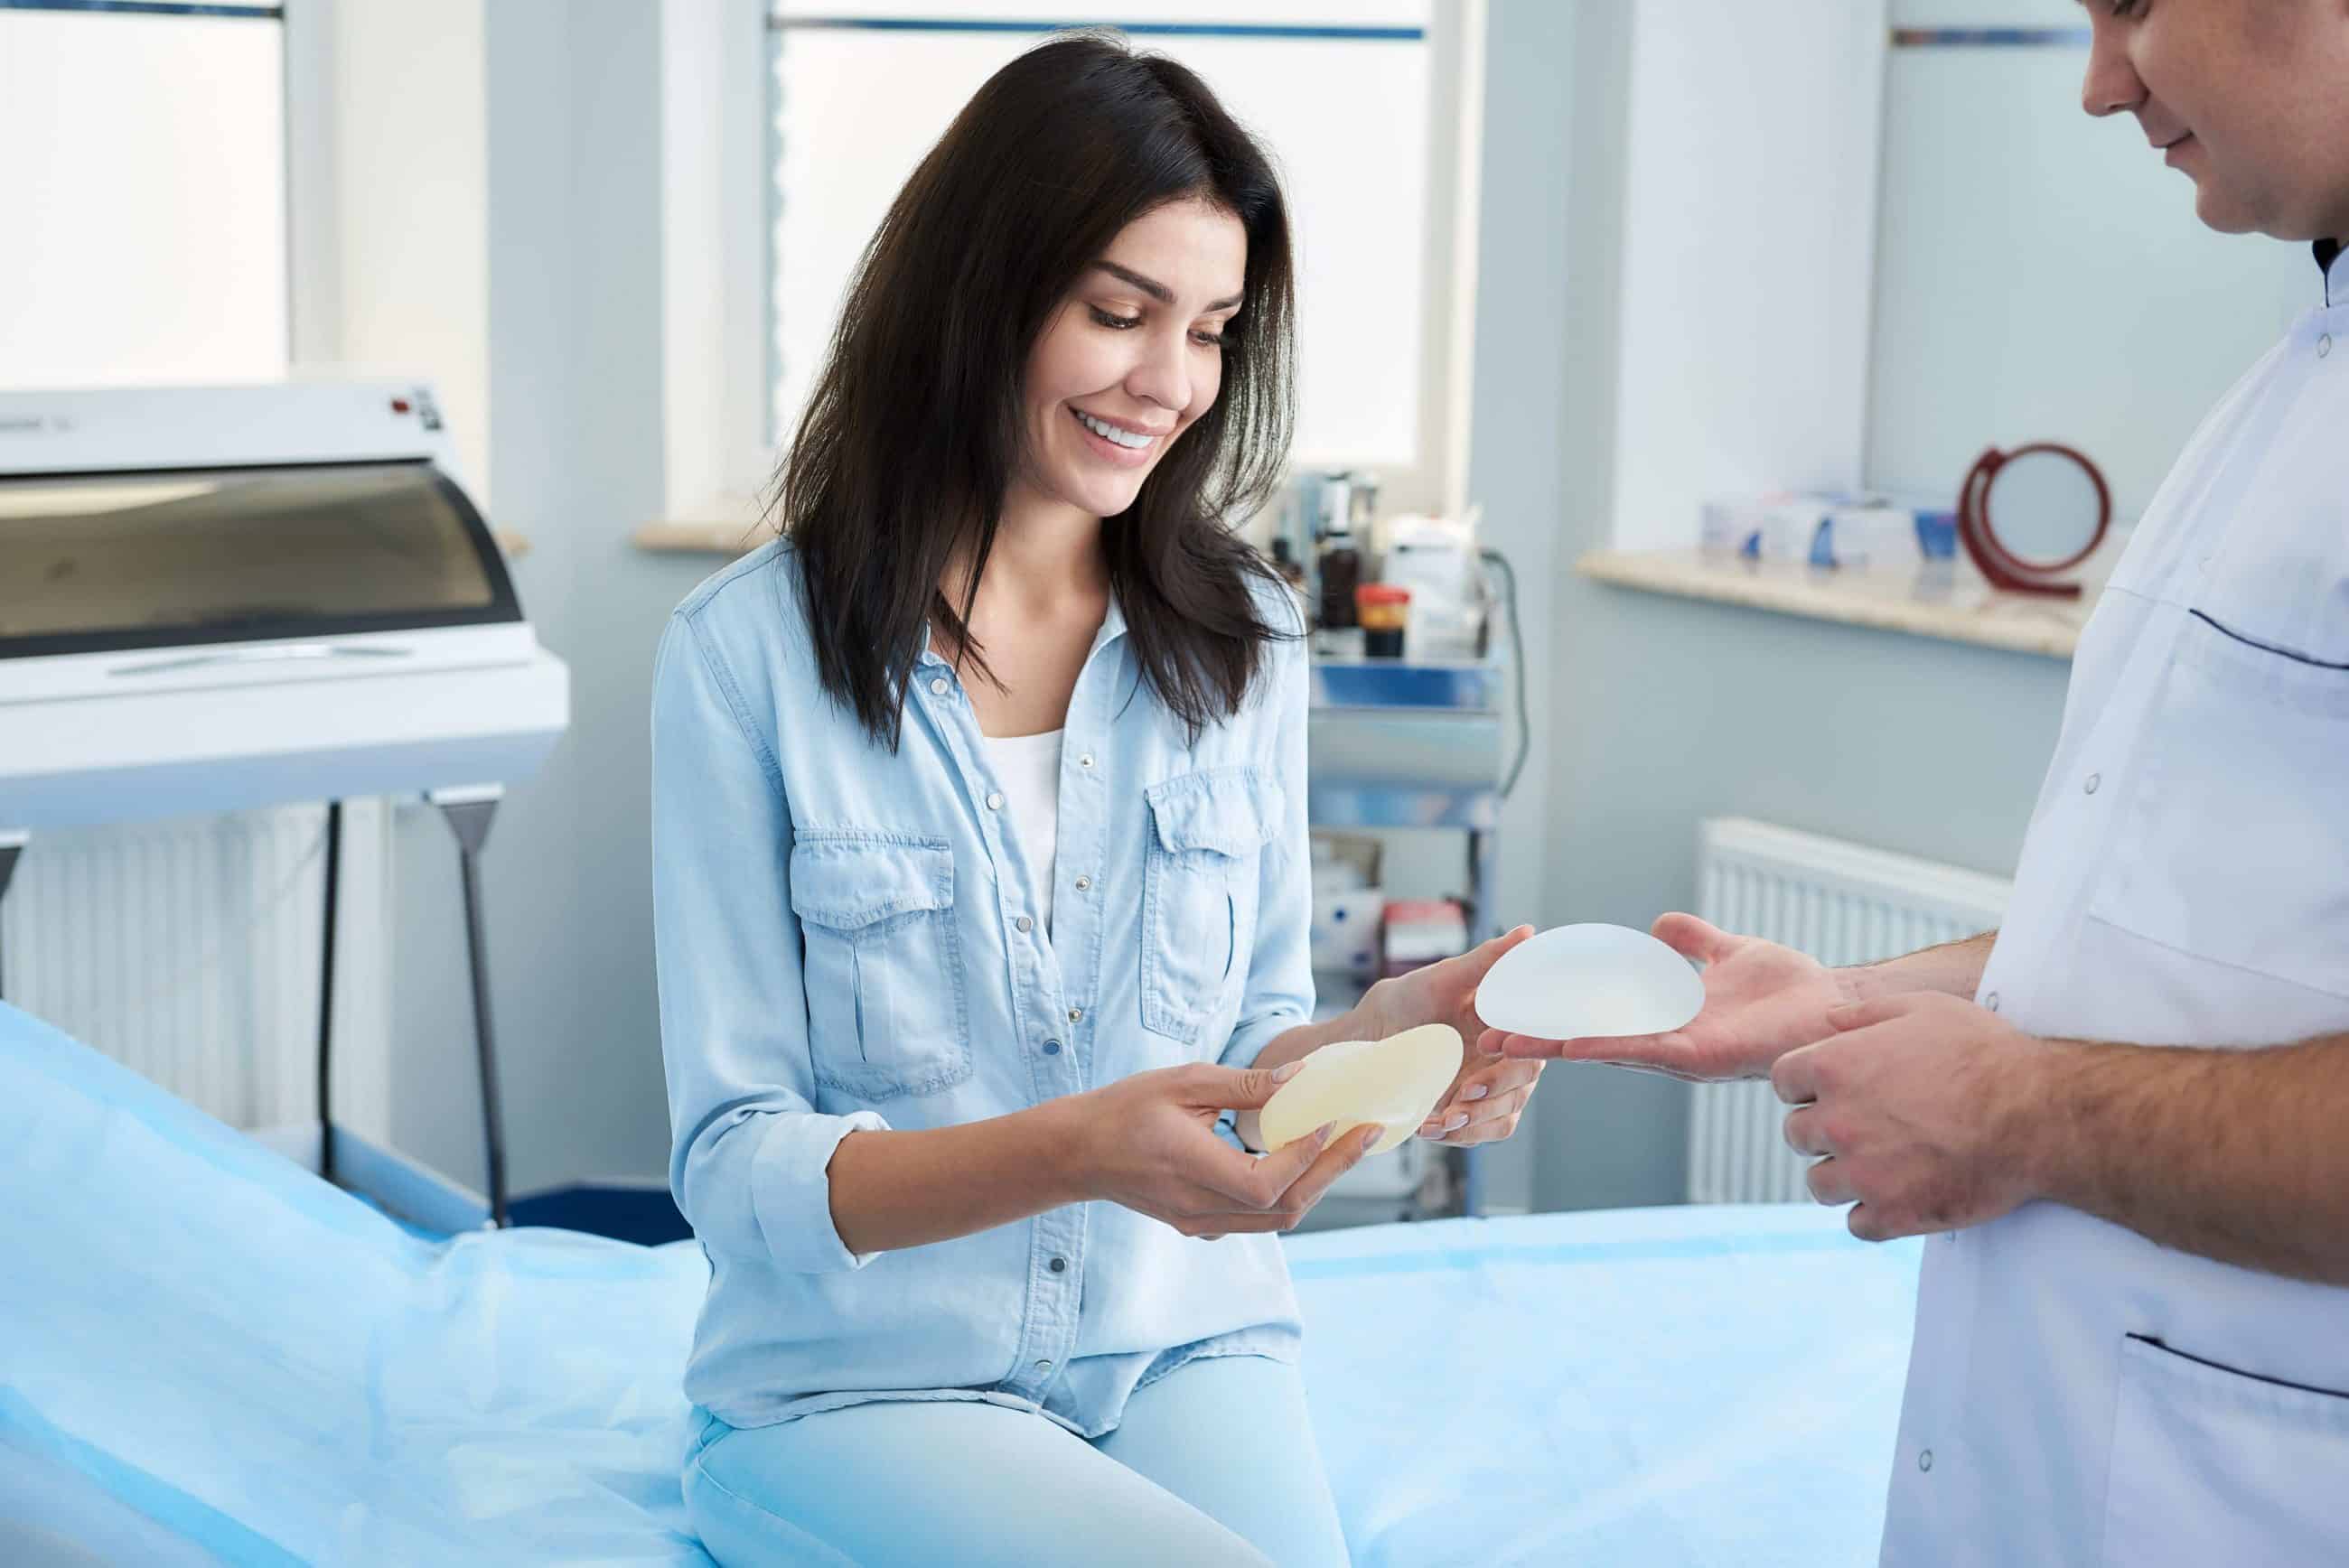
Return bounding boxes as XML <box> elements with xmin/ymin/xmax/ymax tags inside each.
<box><xmin>1192</xmin><ymin>330</ymin><xmax>1226</xmax><ymax>349</ymax></box>
<box><xmin>1089</xmin><ymin>306</ymin><xmax>1142</xmax><ymax>331</ymax></box>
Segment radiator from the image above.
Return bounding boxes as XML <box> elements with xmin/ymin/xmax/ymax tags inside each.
<box><xmin>0</xmin><ymin>803</ymin><xmax>392</xmax><ymax>1139</ymax></box>
<box><xmin>1687</xmin><ymin>817</ymin><xmax>2011</xmax><ymax>1205</ymax></box>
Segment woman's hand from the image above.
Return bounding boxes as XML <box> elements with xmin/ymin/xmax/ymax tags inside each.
<box><xmin>1356</xmin><ymin>925</ymin><xmax>1548</xmax><ymax>1147</ymax></box>
<box><xmin>1486</xmin><ymin>913</ymin><xmax>1858</xmax><ymax>1082</ymax></box>
<box><xmin>1069</xmin><ymin>1061</ymin><xmax>1377</xmax><ymax>1237</ymax></box>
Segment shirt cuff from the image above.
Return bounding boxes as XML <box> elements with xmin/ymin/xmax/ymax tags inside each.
<box><xmin>750</xmin><ymin>1106</ymin><xmax>892</xmax><ymax>1273</ymax></box>
<box><xmin>1218</xmin><ymin>1006</ymin><xmax>1309</xmax><ymax>1073</ymax></box>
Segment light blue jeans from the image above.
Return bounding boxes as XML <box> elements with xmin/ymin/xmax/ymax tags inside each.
<box><xmin>682</xmin><ymin>1355</ymin><xmax>1352</xmax><ymax>1567</ymax></box>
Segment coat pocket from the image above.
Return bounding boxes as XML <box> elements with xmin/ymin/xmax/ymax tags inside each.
<box><xmin>2100</xmin><ymin>1331</ymin><xmax>2349</xmax><ymax>1565</ymax></box>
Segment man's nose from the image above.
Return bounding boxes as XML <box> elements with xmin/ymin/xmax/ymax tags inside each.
<box><xmin>2080</xmin><ymin>23</ymin><xmax>2145</xmax><ymax>118</ymax></box>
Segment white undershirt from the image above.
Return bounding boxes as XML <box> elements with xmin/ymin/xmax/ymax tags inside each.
<box><xmin>982</xmin><ymin>728</ymin><xmax>1063</xmax><ymax>937</ymax></box>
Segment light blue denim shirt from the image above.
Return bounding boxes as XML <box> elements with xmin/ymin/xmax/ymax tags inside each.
<box><xmin>652</xmin><ymin>538</ymin><xmax>1314</xmax><ymax>1438</ymax></box>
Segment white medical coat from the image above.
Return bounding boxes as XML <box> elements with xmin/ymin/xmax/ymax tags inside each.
<box><xmin>1879</xmin><ymin>247</ymin><xmax>2349</xmax><ymax>1565</ymax></box>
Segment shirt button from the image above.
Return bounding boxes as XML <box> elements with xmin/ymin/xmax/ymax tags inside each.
<box><xmin>1067</xmin><ymin>1007</ymin><xmax>1083</xmax><ymax>1024</ymax></box>
<box><xmin>1034</xmin><ymin>1359</ymin><xmax>1053</xmax><ymax>1374</ymax></box>
<box><xmin>1918</xmin><ymin>1449</ymin><xmax>1934</xmax><ymax>1473</ymax></box>
<box><xmin>1985</xmin><ymin>992</ymin><xmax>2000</xmax><ymax>1013</ymax></box>
<box><xmin>929</xmin><ymin>677</ymin><xmax>950</xmax><ymax>696</ymax></box>
<box><xmin>1073</xmin><ymin>875</ymin><xmax>1091</xmax><ymax>892</ymax></box>
<box><xmin>2321</xmin><ymin>333</ymin><xmax>2335</xmax><ymax>358</ymax></box>
<box><xmin>1042</xmin><ymin>1039</ymin><xmax>1062</xmax><ymax>1055</ymax></box>
<box><xmin>1078</xmin><ymin>754</ymin><xmax>1095</xmax><ymax>770</ymax></box>
<box><xmin>1016</xmin><ymin>915</ymin><xmax>1034</xmax><ymax>934</ymax></box>
<box><xmin>986</xmin><ymin>791</ymin><xmax>1006</xmax><ymax>811</ymax></box>
<box><xmin>1049</xmin><ymin>1256</ymin><xmax>1068</xmax><ymax>1274</ymax></box>
<box><xmin>2083</xmin><ymin>773</ymin><xmax>2101</xmax><ymax>795</ymax></box>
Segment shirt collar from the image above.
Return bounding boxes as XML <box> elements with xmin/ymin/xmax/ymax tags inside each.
<box><xmin>1090</xmin><ymin>592</ymin><xmax>1129</xmax><ymax>654</ymax></box>
<box><xmin>914</xmin><ymin>593</ymin><xmax>1128</xmax><ymax>670</ymax></box>
<box><xmin>2319</xmin><ymin>238</ymin><xmax>2344</xmax><ymax>308</ymax></box>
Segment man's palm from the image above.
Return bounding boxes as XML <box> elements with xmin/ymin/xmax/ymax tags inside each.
<box><xmin>1489</xmin><ymin>913</ymin><xmax>1849</xmax><ymax>1082</ymax></box>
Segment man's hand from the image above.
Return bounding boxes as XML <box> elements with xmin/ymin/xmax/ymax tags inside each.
<box><xmin>1488</xmin><ymin>913</ymin><xmax>1859</xmax><ymax>1082</ymax></box>
<box><xmin>1773</xmin><ymin>992</ymin><xmax>2049</xmax><ymax>1242</ymax></box>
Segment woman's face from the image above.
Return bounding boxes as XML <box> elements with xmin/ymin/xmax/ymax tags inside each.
<box><xmin>1017</xmin><ymin>196</ymin><xmax>1249</xmax><ymax>520</ymax></box>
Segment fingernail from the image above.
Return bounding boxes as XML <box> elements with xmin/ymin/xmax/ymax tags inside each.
<box><xmin>1444</xmin><ymin>1113</ymin><xmax>1469</xmax><ymax>1133</ymax></box>
<box><xmin>1274</xmin><ymin>1060</ymin><xmax>1305</xmax><ymax>1082</ymax></box>
<box><xmin>1465</xmin><ymin>1084</ymin><xmax>1490</xmax><ymax>1102</ymax></box>
<box><xmin>1314</xmin><ymin>1123</ymin><xmax>1335</xmax><ymax>1148</ymax></box>
<box><xmin>1361</xmin><ymin>1128</ymin><xmax>1381</xmax><ymax>1153</ymax></box>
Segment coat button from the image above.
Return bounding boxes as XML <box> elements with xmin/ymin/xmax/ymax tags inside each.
<box><xmin>1034</xmin><ymin>1359</ymin><xmax>1053</xmax><ymax>1374</ymax></box>
<box><xmin>1049</xmin><ymin>1256</ymin><xmax>1068</xmax><ymax>1274</ymax></box>
<box><xmin>1918</xmin><ymin>1449</ymin><xmax>1934</xmax><ymax>1473</ymax></box>
<box><xmin>2082</xmin><ymin>773</ymin><xmax>2101</xmax><ymax>795</ymax></box>
<box><xmin>1042</xmin><ymin>1040</ymin><xmax>1062</xmax><ymax>1055</ymax></box>
<box><xmin>1015</xmin><ymin>915</ymin><xmax>1034</xmax><ymax>934</ymax></box>
<box><xmin>2321</xmin><ymin>334</ymin><xmax>2335</xmax><ymax>359</ymax></box>
<box><xmin>1068</xmin><ymin>1007</ymin><xmax>1083</xmax><ymax>1023</ymax></box>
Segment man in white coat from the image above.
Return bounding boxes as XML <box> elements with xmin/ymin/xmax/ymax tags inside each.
<box><xmin>1489</xmin><ymin>3</ymin><xmax>2349</xmax><ymax>1561</ymax></box>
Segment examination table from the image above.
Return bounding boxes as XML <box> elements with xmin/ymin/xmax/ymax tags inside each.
<box><xmin>0</xmin><ymin>1003</ymin><xmax>1920</xmax><ymax>1565</ymax></box>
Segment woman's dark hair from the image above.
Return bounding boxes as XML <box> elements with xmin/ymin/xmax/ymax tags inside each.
<box><xmin>778</xmin><ymin>32</ymin><xmax>1297</xmax><ymax>748</ymax></box>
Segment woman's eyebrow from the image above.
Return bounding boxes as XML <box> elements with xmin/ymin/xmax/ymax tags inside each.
<box><xmin>1092</xmin><ymin>260</ymin><xmax>1244</xmax><ymax>313</ymax></box>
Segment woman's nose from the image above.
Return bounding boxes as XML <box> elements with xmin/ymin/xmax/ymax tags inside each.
<box><xmin>1125</xmin><ymin>328</ymin><xmax>1192</xmax><ymax>415</ymax></box>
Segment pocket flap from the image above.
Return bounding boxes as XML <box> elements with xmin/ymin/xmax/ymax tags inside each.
<box><xmin>790</xmin><ymin>837</ymin><xmax>953</xmax><ymax>930</ymax></box>
<box><xmin>1146</xmin><ymin>770</ymin><xmax>1284</xmax><ymax>857</ymax></box>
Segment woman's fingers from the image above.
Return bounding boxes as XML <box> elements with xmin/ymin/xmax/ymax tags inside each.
<box><xmin>1174</xmin><ymin>1123</ymin><xmax>1374</xmax><ymax>1233</ymax></box>
<box><xmin>1421</xmin><ymin>1059</ymin><xmax>1543</xmax><ymax>1133</ymax></box>
<box><xmin>1268</xmin><ymin>1125</ymin><xmax>1380</xmax><ymax>1221</ymax></box>
<box><xmin>1422</xmin><ymin>1084</ymin><xmax>1533</xmax><ymax>1145</ymax></box>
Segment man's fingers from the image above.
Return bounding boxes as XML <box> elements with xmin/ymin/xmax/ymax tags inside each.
<box><xmin>1772</xmin><ymin>1042</ymin><xmax>1823</xmax><ymax>1106</ymax></box>
<box><xmin>1651</xmin><ymin>911</ymin><xmax>1733</xmax><ymax>966</ymax></box>
<box><xmin>1495</xmin><ymin>1028</ymin><xmax>1698</xmax><ymax>1071</ymax></box>
<box><xmin>1823</xmin><ymin>994</ymin><xmax>1916</xmax><ymax>1034</ymax></box>
<box><xmin>1783</xmin><ymin>1104</ymin><xmax>1832</xmax><ymax>1157</ymax></box>
<box><xmin>1805</xmin><ymin>1154</ymin><xmax>1854</xmax><ymax>1206</ymax></box>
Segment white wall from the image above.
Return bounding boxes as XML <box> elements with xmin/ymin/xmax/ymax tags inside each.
<box><xmin>1606</xmin><ymin>0</ymin><xmax>1886</xmax><ymax>548</ymax></box>
<box><xmin>1867</xmin><ymin>0</ymin><xmax>2308</xmax><ymax>518</ymax></box>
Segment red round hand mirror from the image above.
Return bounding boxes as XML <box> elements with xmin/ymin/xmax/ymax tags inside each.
<box><xmin>1958</xmin><ymin>443</ymin><xmax>2110</xmax><ymax>598</ymax></box>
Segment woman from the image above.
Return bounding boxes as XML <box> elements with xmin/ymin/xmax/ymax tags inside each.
<box><xmin>652</xmin><ymin>34</ymin><xmax>1542</xmax><ymax>1566</ymax></box>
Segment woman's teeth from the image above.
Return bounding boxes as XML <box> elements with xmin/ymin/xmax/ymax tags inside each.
<box><xmin>1076</xmin><ymin>410</ymin><xmax>1153</xmax><ymax>450</ymax></box>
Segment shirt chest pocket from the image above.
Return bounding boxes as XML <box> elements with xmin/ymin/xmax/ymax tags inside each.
<box><xmin>790</xmin><ymin>835</ymin><xmax>973</xmax><ymax>1101</ymax></box>
<box><xmin>1140</xmin><ymin>770</ymin><xmax>1283</xmax><ymax>1048</ymax></box>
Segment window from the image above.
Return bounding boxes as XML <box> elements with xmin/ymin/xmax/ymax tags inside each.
<box><xmin>759</xmin><ymin>1</ymin><xmax>1477</xmax><ymax>514</ymax></box>
<box><xmin>0</xmin><ymin>1</ymin><xmax>289</xmax><ymax>388</ymax></box>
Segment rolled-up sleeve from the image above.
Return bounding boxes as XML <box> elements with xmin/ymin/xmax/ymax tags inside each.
<box><xmin>1219</xmin><ymin>621</ymin><xmax>1315</xmax><ymax>1070</ymax></box>
<box><xmin>651</xmin><ymin>608</ymin><xmax>886</xmax><ymax>1274</ymax></box>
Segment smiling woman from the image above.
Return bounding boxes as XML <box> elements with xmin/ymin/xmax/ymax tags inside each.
<box><xmin>650</xmin><ymin>29</ymin><xmax>1547</xmax><ymax>1568</ymax></box>
<box><xmin>778</xmin><ymin>32</ymin><xmax>1297</xmax><ymax>749</ymax></box>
